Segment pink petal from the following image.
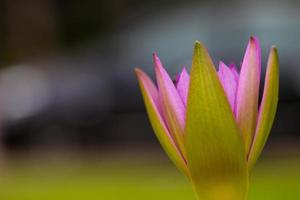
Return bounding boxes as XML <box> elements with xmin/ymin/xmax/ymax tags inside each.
<box><xmin>153</xmin><ymin>53</ymin><xmax>186</xmax><ymax>155</ymax></box>
<box><xmin>235</xmin><ymin>36</ymin><xmax>261</xmax><ymax>153</ymax></box>
<box><xmin>135</xmin><ymin>68</ymin><xmax>188</xmax><ymax>174</ymax></box>
<box><xmin>229</xmin><ymin>63</ymin><xmax>240</xmax><ymax>83</ymax></box>
<box><xmin>174</xmin><ymin>73</ymin><xmax>180</xmax><ymax>86</ymax></box>
<box><xmin>218</xmin><ymin>62</ymin><xmax>238</xmax><ymax>113</ymax></box>
<box><xmin>176</xmin><ymin>67</ymin><xmax>190</xmax><ymax>106</ymax></box>
<box><xmin>247</xmin><ymin>46</ymin><xmax>279</xmax><ymax>169</ymax></box>
<box><xmin>135</xmin><ymin>68</ymin><xmax>163</xmax><ymax>117</ymax></box>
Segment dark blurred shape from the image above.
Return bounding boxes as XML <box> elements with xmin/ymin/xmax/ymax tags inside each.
<box><xmin>56</xmin><ymin>0</ymin><xmax>123</xmax><ymax>47</ymax></box>
<box><xmin>3</xmin><ymin>0</ymin><xmax>58</xmax><ymax>63</ymax></box>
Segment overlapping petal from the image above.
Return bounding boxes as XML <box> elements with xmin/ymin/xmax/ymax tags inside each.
<box><xmin>153</xmin><ymin>53</ymin><xmax>187</xmax><ymax>157</ymax></box>
<box><xmin>176</xmin><ymin>68</ymin><xmax>190</xmax><ymax>106</ymax></box>
<box><xmin>135</xmin><ymin>68</ymin><xmax>188</xmax><ymax>175</ymax></box>
<box><xmin>236</xmin><ymin>36</ymin><xmax>261</xmax><ymax>153</ymax></box>
<box><xmin>218</xmin><ymin>62</ymin><xmax>238</xmax><ymax>112</ymax></box>
<box><xmin>185</xmin><ymin>41</ymin><xmax>248</xmax><ymax>200</ymax></box>
<box><xmin>229</xmin><ymin>63</ymin><xmax>239</xmax><ymax>85</ymax></box>
<box><xmin>247</xmin><ymin>47</ymin><xmax>279</xmax><ymax>170</ymax></box>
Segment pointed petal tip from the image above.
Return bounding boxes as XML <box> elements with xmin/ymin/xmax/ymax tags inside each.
<box><xmin>153</xmin><ymin>52</ymin><xmax>163</xmax><ymax>70</ymax></box>
<box><xmin>177</xmin><ymin>67</ymin><xmax>189</xmax><ymax>81</ymax></box>
<box><xmin>250</xmin><ymin>35</ymin><xmax>258</xmax><ymax>42</ymax></box>
<box><xmin>152</xmin><ymin>51</ymin><xmax>159</xmax><ymax>61</ymax></box>
<box><xmin>249</xmin><ymin>36</ymin><xmax>261</xmax><ymax>49</ymax></box>
<box><xmin>193</xmin><ymin>40</ymin><xmax>208</xmax><ymax>58</ymax></box>
<box><xmin>248</xmin><ymin>36</ymin><xmax>261</xmax><ymax>57</ymax></box>
<box><xmin>134</xmin><ymin>67</ymin><xmax>141</xmax><ymax>74</ymax></box>
<box><xmin>153</xmin><ymin>54</ymin><xmax>164</xmax><ymax>77</ymax></box>
<box><xmin>269</xmin><ymin>46</ymin><xmax>279</xmax><ymax>63</ymax></box>
<box><xmin>218</xmin><ymin>61</ymin><xmax>228</xmax><ymax>73</ymax></box>
<box><xmin>178</xmin><ymin>67</ymin><xmax>189</xmax><ymax>79</ymax></box>
<box><xmin>181</xmin><ymin>66</ymin><xmax>188</xmax><ymax>74</ymax></box>
<box><xmin>219</xmin><ymin>61</ymin><xmax>225</xmax><ymax>65</ymax></box>
<box><xmin>152</xmin><ymin>52</ymin><xmax>158</xmax><ymax>60</ymax></box>
<box><xmin>194</xmin><ymin>40</ymin><xmax>203</xmax><ymax>49</ymax></box>
<box><xmin>134</xmin><ymin>68</ymin><xmax>148</xmax><ymax>79</ymax></box>
<box><xmin>218</xmin><ymin>61</ymin><xmax>227</xmax><ymax>68</ymax></box>
<box><xmin>271</xmin><ymin>45</ymin><xmax>278</xmax><ymax>53</ymax></box>
<box><xmin>134</xmin><ymin>67</ymin><xmax>143</xmax><ymax>77</ymax></box>
<box><xmin>135</xmin><ymin>68</ymin><xmax>155</xmax><ymax>86</ymax></box>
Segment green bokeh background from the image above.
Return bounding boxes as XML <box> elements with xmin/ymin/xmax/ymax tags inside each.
<box><xmin>0</xmin><ymin>151</ymin><xmax>298</xmax><ymax>200</ymax></box>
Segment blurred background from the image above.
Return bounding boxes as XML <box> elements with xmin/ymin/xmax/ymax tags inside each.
<box><xmin>0</xmin><ymin>0</ymin><xmax>299</xmax><ymax>199</ymax></box>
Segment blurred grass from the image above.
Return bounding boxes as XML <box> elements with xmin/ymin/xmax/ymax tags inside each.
<box><xmin>0</xmin><ymin>150</ymin><xmax>299</xmax><ymax>200</ymax></box>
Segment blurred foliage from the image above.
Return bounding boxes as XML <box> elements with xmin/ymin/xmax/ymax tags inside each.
<box><xmin>56</xmin><ymin>0</ymin><xmax>123</xmax><ymax>47</ymax></box>
<box><xmin>0</xmin><ymin>152</ymin><xmax>299</xmax><ymax>200</ymax></box>
<box><xmin>55</xmin><ymin>0</ymin><xmax>236</xmax><ymax>47</ymax></box>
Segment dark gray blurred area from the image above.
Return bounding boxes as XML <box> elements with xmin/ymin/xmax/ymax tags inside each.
<box><xmin>0</xmin><ymin>0</ymin><xmax>299</xmax><ymax>150</ymax></box>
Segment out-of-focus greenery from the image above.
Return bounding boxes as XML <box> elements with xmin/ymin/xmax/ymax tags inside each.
<box><xmin>0</xmin><ymin>152</ymin><xmax>299</xmax><ymax>200</ymax></box>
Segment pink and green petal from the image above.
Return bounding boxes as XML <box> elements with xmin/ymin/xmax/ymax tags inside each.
<box><xmin>247</xmin><ymin>47</ymin><xmax>279</xmax><ymax>170</ymax></box>
<box><xmin>218</xmin><ymin>62</ymin><xmax>238</xmax><ymax>112</ymax></box>
<box><xmin>176</xmin><ymin>67</ymin><xmax>190</xmax><ymax>106</ymax></box>
<box><xmin>185</xmin><ymin>41</ymin><xmax>248</xmax><ymax>200</ymax></box>
<box><xmin>236</xmin><ymin>36</ymin><xmax>261</xmax><ymax>153</ymax></box>
<box><xmin>135</xmin><ymin>68</ymin><xmax>188</xmax><ymax>175</ymax></box>
<box><xmin>153</xmin><ymin>53</ymin><xmax>187</xmax><ymax>156</ymax></box>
